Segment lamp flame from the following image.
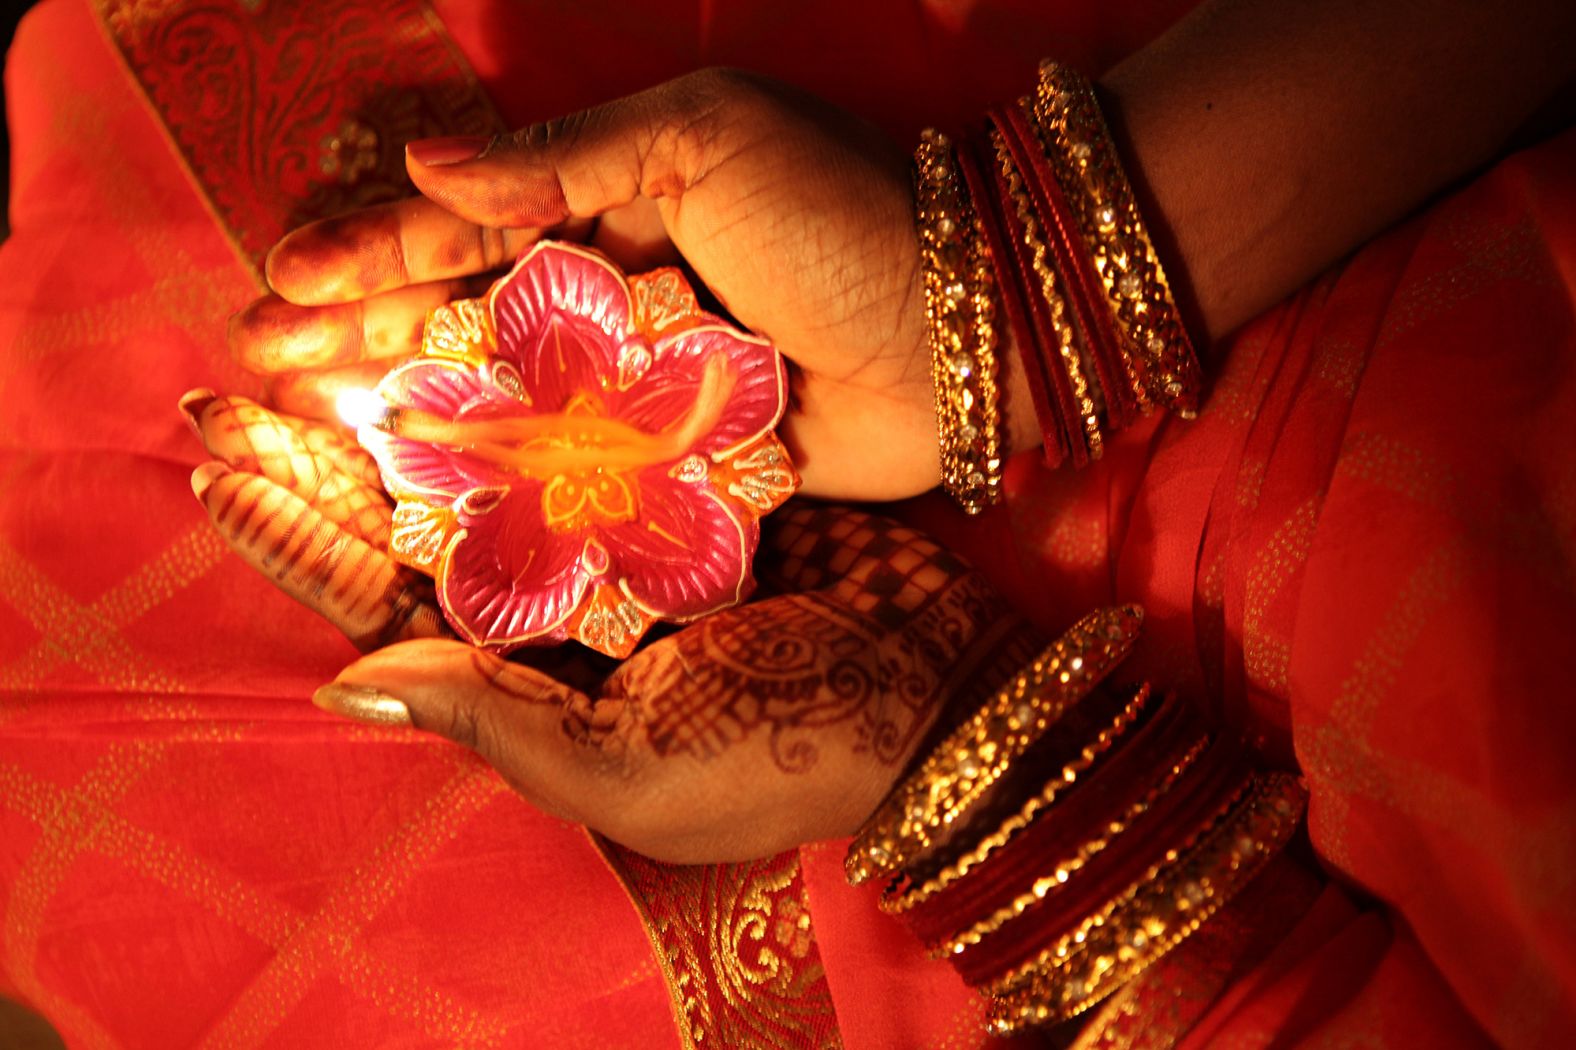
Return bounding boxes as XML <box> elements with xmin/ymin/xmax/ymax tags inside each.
<box><xmin>337</xmin><ymin>388</ymin><xmax>390</xmax><ymax>430</ymax></box>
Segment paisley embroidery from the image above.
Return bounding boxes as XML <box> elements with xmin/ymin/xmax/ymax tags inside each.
<box><xmin>95</xmin><ymin>0</ymin><xmax>503</xmax><ymax>274</ymax></box>
<box><xmin>599</xmin><ymin>842</ymin><xmax>843</xmax><ymax>1050</ymax></box>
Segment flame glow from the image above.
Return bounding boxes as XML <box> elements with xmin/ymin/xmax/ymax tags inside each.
<box><xmin>336</xmin><ymin>388</ymin><xmax>390</xmax><ymax>430</ymax></box>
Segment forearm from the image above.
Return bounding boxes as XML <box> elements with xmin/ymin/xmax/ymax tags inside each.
<box><xmin>1102</xmin><ymin>0</ymin><xmax>1576</xmax><ymax>340</ymax></box>
<box><xmin>992</xmin><ymin>0</ymin><xmax>1575</xmax><ymax>458</ymax></box>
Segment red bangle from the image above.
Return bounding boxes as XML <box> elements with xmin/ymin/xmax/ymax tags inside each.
<box><xmin>952</xmin><ymin>743</ymin><xmax>1252</xmax><ymax>985</ymax></box>
<box><xmin>956</xmin><ymin>126</ymin><xmax>1077</xmax><ymax>466</ymax></box>
<box><xmin>895</xmin><ymin>687</ymin><xmax>1198</xmax><ymax>944</ymax></box>
<box><xmin>996</xmin><ymin>102</ymin><xmax>1142</xmax><ymax>430</ymax></box>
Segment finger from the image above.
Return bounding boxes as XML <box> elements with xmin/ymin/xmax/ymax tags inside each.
<box><xmin>285</xmin><ymin>413</ymin><xmax>383</xmax><ymax>488</ymax></box>
<box><xmin>402</xmin><ymin>69</ymin><xmax>748</xmax><ymax>229</ymax></box>
<box><xmin>182</xmin><ymin>386</ymin><xmax>381</xmax><ymax>487</ymax></box>
<box><xmin>229</xmin><ymin>278</ymin><xmax>479</xmax><ymax>375</ymax></box>
<box><xmin>310</xmin><ymin>639</ymin><xmax>629</xmax><ymax>824</ymax></box>
<box><xmin>264</xmin><ymin>360</ymin><xmax>394</xmax><ymax>421</ymax></box>
<box><xmin>182</xmin><ymin>391</ymin><xmax>391</xmax><ymax>548</ymax></box>
<box><xmin>316</xmin><ymin>634</ymin><xmax>856</xmax><ymax>863</ymax></box>
<box><xmin>264</xmin><ymin>195</ymin><xmax>545</xmax><ymax>305</ymax></box>
<box><xmin>586</xmin><ymin>196</ymin><xmax>683</xmax><ymax>273</ymax></box>
<box><xmin>192</xmin><ymin>463</ymin><xmax>445</xmax><ymax>650</ymax></box>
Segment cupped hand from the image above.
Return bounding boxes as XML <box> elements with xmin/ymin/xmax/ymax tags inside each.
<box><xmin>184</xmin><ymin>392</ymin><xmax>1039</xmax><ymax>863</ymax></box>
<box><xmin>230</xmin><ymin>69</ymin><xmax>946</xmax><ymax>500</ymax></box>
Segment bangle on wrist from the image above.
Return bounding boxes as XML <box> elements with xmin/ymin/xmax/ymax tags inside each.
<box><xmin>915</xmin><ymin>130</ymin><xmax>1006</xmax><ymax>514</ymax></box>
<box><xmin>912</xmin><ymin>61</ymin><xmax>1204</xmax><ymax>507</ymax></box>
<box><xmin>847</xmin><ymin>602</ymin><xmax>1308</xmax><ymax>1034</ymax></box>
<box><xmin>1028</xmin><ymin>62</ymin><xmax>1202</xmax><ymax>419</ymax></box>
<box><xmin>846</xmin><ymin>605</ymin><xmax>1145</xmax><ymax>885</ymax></box>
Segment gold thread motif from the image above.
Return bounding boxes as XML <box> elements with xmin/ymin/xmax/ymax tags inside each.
<box><xmin>1028</xmin><ymin>63</ymin><xmax>1202</xmax><ymax>418</ymax></box>
<box><xmin>846</xmin><ymin>605</ymin><xmax>1144</xmax><ymax>884</ymax></box>
<box><xmin>596</xmin><ymin>842</ymin><xmax>843</xmax><ymax>1050</ymax></box>
<box><xmin>885</xmin><ymin>727</ymin><xmax>1208</xmax><ymax>916</ymax></box>
<box><xmin>915</xmin><ymin>130</ymin><xmax>1004</xmax><ymax>514</ymax></box>
<box><xmin>983</xmin><ymin>773</ymin><xmax>1307</xmax><ymax>1032</ymax></box>
<box><xmin>93</xmin><ymin>0</ymin><xmax>505</xmax><ymax>276</ymax></box>
<box><xmin>990</xmin><ymin>126</ymin><xmax>1104</xmax><ymax>462</ymax></box>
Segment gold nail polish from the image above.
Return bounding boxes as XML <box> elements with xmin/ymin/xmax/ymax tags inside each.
<box><xmin>312</xmin><ymin>683</ymin><xmax>412</xmax><ymax>727</ymax></box>
<box><xmin>190</xmin><ymin>461</ymin><xmax>230</xmax><ymax>501</ymax></box>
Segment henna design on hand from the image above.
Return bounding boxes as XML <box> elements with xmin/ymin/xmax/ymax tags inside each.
<box><xmin>189</xmin><ymin>394</ymin><xmax>392</xmax><ymax>547</ymax></box>
<box><xmin>196</xmin><ymin>466</ymin><xmax>444</xmax><ymax>649</ymax></box>
<box><xmin>606</xmin><ymin>506</ymin><xmax>1030</xmax><ymax>775</ymax></box>
<box><xmin>465</xmin><ymin>649</ymin><xmax>640</xmax><ymax>775</ymax></box>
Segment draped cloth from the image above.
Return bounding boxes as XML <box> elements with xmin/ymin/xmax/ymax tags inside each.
<box><xmin>1</xmin><ymin>0</ymin><xmax>1572</xmax><ymax>1046</ymax></box>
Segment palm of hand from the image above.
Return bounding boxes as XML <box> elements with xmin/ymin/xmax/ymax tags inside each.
<box><xmin>641</xmin><ymin>78</ymin><xmax>936</xmax><ymax>496</ymax></box>
<box><xmin>233</xmin><ymin>69</ymin><xmax>940</xmax><ymax>499</ymax></box>
<box><xmin>185</xmin><ymin>395</ymin><xmax>1036</xmax><ymax>862</ymax></box>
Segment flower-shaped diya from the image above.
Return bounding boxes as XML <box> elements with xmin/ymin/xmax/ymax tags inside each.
<box><xmin>344</xmin><ymin>241</ymin><xmax>799</xmax><ymax>658</ymax></box>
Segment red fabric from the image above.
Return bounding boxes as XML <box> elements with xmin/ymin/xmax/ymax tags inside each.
<box><xmin>903</xmin><ymin>126</ymin><xmax>1576</xmax><ymax>1046</ymax></box>
<box><xmin>2</xmin><ymin>0</ymin><xmax>1573</xmax><ymax>1046</ymax></box>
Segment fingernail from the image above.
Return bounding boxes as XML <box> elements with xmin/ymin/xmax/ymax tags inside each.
<box><xmin>406</xmin><ymin>136</ymin><xmax>489</xmax><ymax>167</ymax></box>
<box><xmin>178</xmin><ymin>387</ymin><xmax>217</xmax><ymax>435</ymax></box>
<box><xmin>190</xmin><ymin>461</ymin><xmax>231</xmax><ymax>501</ymax></box>
<box><xmin>312</xmin><ymin>683</ymin><xmax>413</xmax><ymax>727</ymax></box>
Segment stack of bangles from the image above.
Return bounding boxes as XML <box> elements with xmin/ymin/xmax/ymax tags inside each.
<box><xmin>918</xmin><ymin>61</ymin><xmax>1203</xmax><ymax>514</ymax></box>
<box><xmin>845</xmin><ymin>606</ymin><xmax>1308</xmax><ymax>1035</ymax></box>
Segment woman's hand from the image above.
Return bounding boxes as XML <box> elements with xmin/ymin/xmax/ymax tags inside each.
<box><xmin>184</xmin><ymin>392</ymin><xmax>1039</xmax><ymax>863</ymax></box>
<box><xmin>230</xmin><ymin>69</ymin><xmax>949</xmax><ymax>501</ymax></box>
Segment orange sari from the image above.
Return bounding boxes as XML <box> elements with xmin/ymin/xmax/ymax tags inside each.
<box><xmin>1</xmin><ymin>0</ymin><xmax>1571</xmax><ymax>1046</ymax></box>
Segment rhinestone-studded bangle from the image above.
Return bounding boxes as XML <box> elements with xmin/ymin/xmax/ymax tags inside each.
<box><xmin>983</xmin><ymin>773</ymin><xmax>1307</xmax><ymax>1032</ymax></box>
<box><xmin>846</xmin><ymin>605</ymin><xmax>1144</xmax><ymax>885</ymax></box>
<box><xmin>915</xmin><ymin>130</ymin><xmax>1005</xmax><ymax>514</ymax></box>
<box><xmin>886</xmin><ymin>726</ymin><xmax>1208</xmax><ymax>920</ymax></box>
<box><xmin>1027</xmin><ymin>62</ymin><xmax>1202</xmax><ymax>417</ymax></box>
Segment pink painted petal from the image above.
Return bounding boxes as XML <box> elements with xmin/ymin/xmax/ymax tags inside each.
<box><xmin>440</xmin><ymin>485</ymin><xmax>589</xmax><ymax>647</ymax></box>
<box><xmin>614</xmin><ymin>326</ymin><xmax>787</xmax><ymax>457</ymax></box>
<box><xmin>363</xmin><ymin>359</ymin><xmax>518</xmax><ymax>500</ymax></box>
<box><xmin>517</xmin><ymin>315</ymin><xmax>638</xmax><ymax>414</ymax></box>
<box><xmin>602</xmin><ymin>476</ymin><xmax>755</xmax><ymax>618</ymax></box>
<box><xmin>490</xmin><ymin>243</ymin><xmax>638</xmax><ymax>410</ymax></box>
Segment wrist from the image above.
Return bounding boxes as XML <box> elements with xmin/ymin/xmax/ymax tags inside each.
<box><xmin>910</xmin><ymin>63</ymin><xmax>1204</xmax><ymax>510</ymax></box>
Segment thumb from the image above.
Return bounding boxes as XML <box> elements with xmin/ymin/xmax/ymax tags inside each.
<box><xmin>404</xmin><ymin>69</ymin><xmax>746</xmax><ymax>229</ymax></box>
<box><xmin>311</xmin><ymin>638</ymin><xmax>638</xmax><ymax>823</ymax></box>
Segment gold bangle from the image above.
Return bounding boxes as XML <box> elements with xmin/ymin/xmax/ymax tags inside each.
<box><xmin>984</xmin><ymin>773</ymin><xmax>1307</xmax><ymax>1032</ymax></box>
<box><xmin>932</xmin><ymin>729</ymin><xmax>1220</xmax><ymax>958</ymax></box>
<box><xmin>1028</xmin><ymin>64</ymin><xmax>1202</xmax><ymax>418</ymax></box>
<box><xmin>989</xmin><ymin>126</ymin><xmax>1104</xmax><ymax>462</ymax></box>
<box><xmin>915</xmin><ymin>130</ymin><xmax>1004</xmax><ymax>514</ymax></box>
<box><xmin>881</xmin><ymin>689</ymin><xmax>1194</xmax><ymax>916</ymax></box>
<box><xmin>846</xmin><ymin>605</ymin><xmax>1144</xmax><ymax>885</ymax></box>
<box><xmin>905</xmin><ymin>725</ymin><xmax>1208</xmax><ymax>932</ymax></box>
